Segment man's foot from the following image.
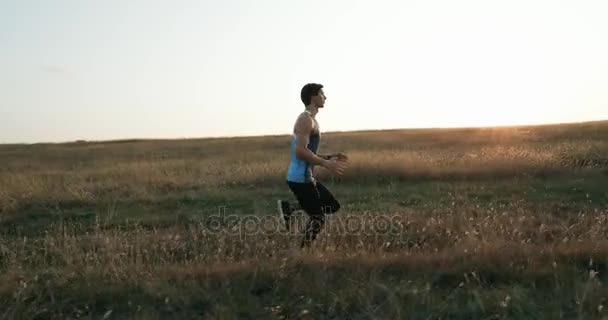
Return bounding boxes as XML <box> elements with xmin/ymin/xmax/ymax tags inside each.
<box><xmin>277</xmin><ymin>200</ymin><xmax>293</xmax><ymax>230</ymax></box>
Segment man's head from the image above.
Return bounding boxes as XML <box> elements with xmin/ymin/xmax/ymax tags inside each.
<box><xmin>300</xmin><ymin>83</ymin><xmax>326</xmax><ymax>108</ymax></box>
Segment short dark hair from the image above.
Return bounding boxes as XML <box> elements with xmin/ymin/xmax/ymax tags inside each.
<box><xmin>300</xmin><ymin>83</ymin><xmax>324</xmax><ymax>106</ymax></box>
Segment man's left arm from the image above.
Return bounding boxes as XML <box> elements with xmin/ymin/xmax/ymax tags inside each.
<box><xmin>318</xmin><ymin>152</ymin><xmax>348</xmax><ymax>161</ymax></box>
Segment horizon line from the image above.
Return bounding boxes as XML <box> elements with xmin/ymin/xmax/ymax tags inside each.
<box><xmin>2</xmin><ymin>118</ymin><xmax>607</xmax><ymax>146</ymax></box>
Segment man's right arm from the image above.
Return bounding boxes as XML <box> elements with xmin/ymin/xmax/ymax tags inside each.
<box><xmin>294</xmin><ymin>114</ymin><xmax>327</xmax><ymax>167</ymax></box>
<box><xmin>293</xmin><ymin>114</ymin><xmax>347</xmax><ymax>176</ymax></box>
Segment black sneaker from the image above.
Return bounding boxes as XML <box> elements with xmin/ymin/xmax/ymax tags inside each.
<box><xmin>277</xmin><ymin>200</ymin><xmax>293</xmax><ymax>230</ymax></box>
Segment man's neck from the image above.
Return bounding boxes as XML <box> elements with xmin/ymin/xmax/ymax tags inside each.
<box><xmin>305</xmin><ymin>105</ymin><xmax>319</xmax><ymax>117</ymax></box>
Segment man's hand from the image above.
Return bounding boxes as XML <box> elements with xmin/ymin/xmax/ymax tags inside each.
<box><xmin>330</xmin><ymin>152</ymin><xmax>349</xmax><ymax>162</ymax></box>
<box><xmin>324</xmin><ymin>152</ymin><xmax>348</xmax><ymax>162</ymax></box>
<box><xmin>321</xmin><ymin>158</ymin><xmax>348</xmax><ymax>176</ymax></box>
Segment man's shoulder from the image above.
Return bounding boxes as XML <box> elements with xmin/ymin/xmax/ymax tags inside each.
<box><xmin>295</xmin><ymin>112</ymin><xmax>314</xmax><ymax>125</ymax></box>
<box><xmin>297</xmin><ymin>111</ymin><xmax>313</xmax><ymax>119</ymax></box>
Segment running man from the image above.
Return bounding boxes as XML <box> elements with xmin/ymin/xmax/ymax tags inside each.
<box><xmin>277</xmin><ymin>83</ymin><xmax>349</xmax><ymax>248</ymax></box>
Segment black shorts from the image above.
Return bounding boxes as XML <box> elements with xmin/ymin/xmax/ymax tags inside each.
<box><xmin>287</xmin><ymin>181</ymin><xmax>341</xmax><ymax>217</ymax></box>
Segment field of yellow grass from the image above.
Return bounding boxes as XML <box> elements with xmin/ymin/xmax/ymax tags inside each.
<box><xmin>0</xmin><ymin>121</ymin><xmax>607</xmax><ymax>319</ymax></box>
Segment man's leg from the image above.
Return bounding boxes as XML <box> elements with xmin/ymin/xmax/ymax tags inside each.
<box><xmin>277</xmin><ymin>199</ymin><xmax>293</xmax><ymax>230</ymax></box>
<box><xmin>301</xmin><ymin>182</ymin><xmax>339</xmax><ymax>247</ymax></box>
<box><xmin>279</xmin><ymin>179</ymin><xmax>309</xmax><ymax>231</ymax></box>
<box><xmin>301</xmin><ymin>213</ymin><xmax>325</xmax><ymax>248</ymax></box>
<box><xmin>286</xmin><ymin>181</ymin><xmax>326</xmax><ymax>248</ymax></box>
<box><xmin>315</xmin><ymin>182</ymin><xmax>341</xmax><ymax>215</ymax></box>
<box><xmin>277</xmin><ymin>200</ymin><xmax>304</xmax><ymax>231</ymax></box>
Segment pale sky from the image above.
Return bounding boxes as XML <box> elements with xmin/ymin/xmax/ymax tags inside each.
<box><xmin>1</xmin><ymin>0</ymin><xmax>607</xmax><ymax>143</ymax></box>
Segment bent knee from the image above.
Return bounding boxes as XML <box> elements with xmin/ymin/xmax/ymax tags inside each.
<box><xmin>322</xmin><ymin>202</ymin><xmax>340</xmax><ymax>214</ymax></box>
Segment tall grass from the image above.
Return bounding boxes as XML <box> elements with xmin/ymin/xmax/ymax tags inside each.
<box><xmin>0</xmin><ymin>121</ymin><xmax>607</xmax><ymax>318</ymax></box>
<box><xmin>2</xmin><ymin>122</ymin><xmax>606</xmax><ymax>212</ymax></box>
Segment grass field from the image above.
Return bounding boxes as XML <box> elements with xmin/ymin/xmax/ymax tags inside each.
<box><xmin>1</xmin><ymin>120</ymin><xmax>608</xmax><ymax>319</ymax></box>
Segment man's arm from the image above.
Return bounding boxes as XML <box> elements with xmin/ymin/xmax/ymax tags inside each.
<box><xmin>294</xmin><ymin>114</ymin><xmax>328</xmax><ymax>166</ymax></box>
<box><xmin>294</xmin><ymin>113</ymin><xmax>348</xmax><ymax>176</ymax></box>
<box><xmin>318</xmin><ymin>152</ymin><xmax>348</xmax><ymax>161</ymax></box>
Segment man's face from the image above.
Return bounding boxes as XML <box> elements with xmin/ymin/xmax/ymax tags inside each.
<box><xmin>312</xmin><ymin>89</ymin><xmax>326</xmax><ymax>108</ymax></box>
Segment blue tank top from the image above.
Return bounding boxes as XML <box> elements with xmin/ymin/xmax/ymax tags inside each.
<box><xmin>286</xmin><ymin>114</ymin><xmax>320</xmax><ymax>183</ymax></box>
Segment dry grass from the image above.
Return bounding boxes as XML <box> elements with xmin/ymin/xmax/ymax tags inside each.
<box><xmin>1</xmin><ymin>124</ymin><xmax>606</xmax><ymax>212</ymax></box>
<box><xmin>0</xmin><ymin>121</ymin><xmax>607</xmax><ymax>319</ymax></box>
